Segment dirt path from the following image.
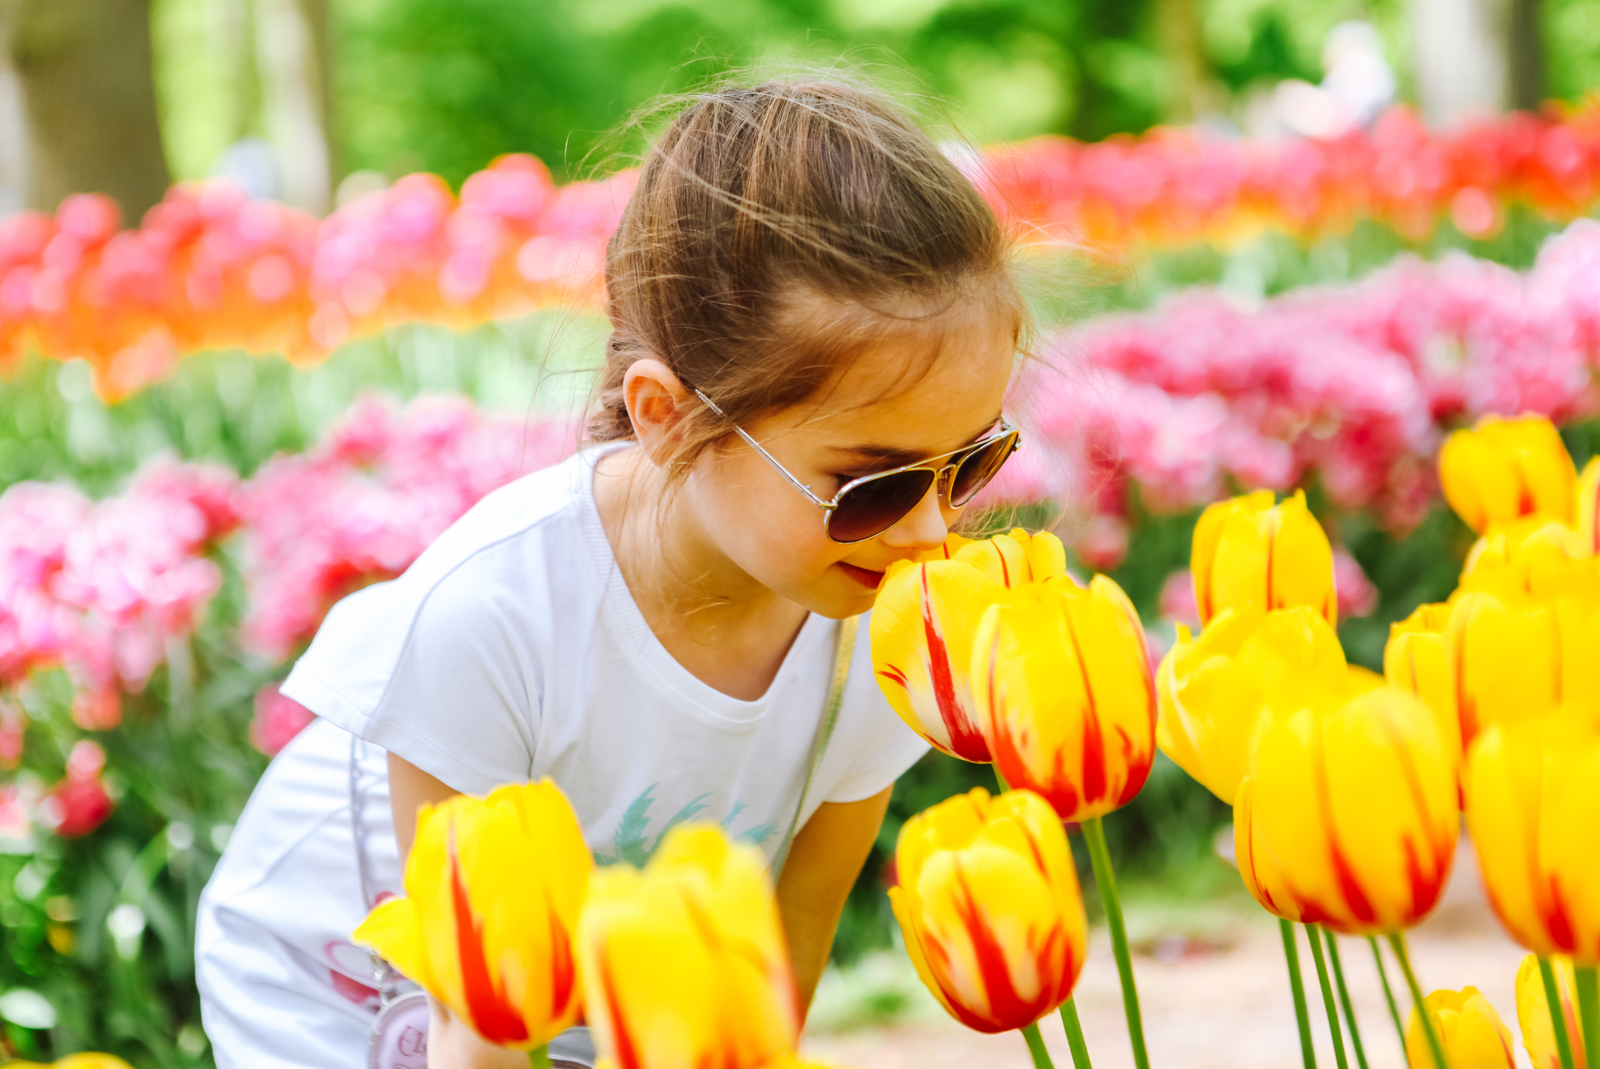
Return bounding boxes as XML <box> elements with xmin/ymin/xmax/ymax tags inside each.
<box><xmin>802</xmin><ymin>840</ymin><xmax>1534</xmax><ymax>1069</ymax></box>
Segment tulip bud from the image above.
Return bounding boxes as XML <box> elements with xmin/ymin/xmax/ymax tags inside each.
<box><xmin>1191</xmin><ymin>490</ymin><xmax>1337</xmax><ymax>626</ymax></box>
<box><xmin>872</xmin><ymin>530</ymin><xmax>1070</xmax><ymax>763</ymax></box>
<box><xmin>1439</xmin><ymin>415</ymin><xmax>1577</xmax><ymax>534</ymax></box>
<box><xmin>1516</xmin><ymin>953</ymin><xmax>1586</xmax><ymax>1069</ymax></box>
<box><xmin>971</xmin><ymin>575</ymin><xmax>1154</xmax><ymax>821</ymax></box>
<box><xmin>1465</xmin><ymin>717</ymin><xmax>1600</xmax><ymax>963</ymax></box>
<box><xmin>577</xmin><ymin>825</ymin><xmax>799</xmax><ymax>1069</ymax></box>
<box><xmin>1234</xmin><ymin>687</ymin><xmax>1458</xmax><ymax>933</ymax></box>
<box><xmin>354</xmin><ymin>780</ymin><xmax>591</xmax><ymax>1048</ymax></box>
<box><xmin>1159</xmin><ymin>606</ymin><xmax>1358</xmax><ymax>805</ymax></box>
<box><xmin>1404</xmin><ymin>987</ymin><xmax>1516</xmax><ymax>1069</ymax></box>
<box><xmin>890</xmin><ymin>787</ymin><xmax>1087</xmax><ymax>1033</ymax></box>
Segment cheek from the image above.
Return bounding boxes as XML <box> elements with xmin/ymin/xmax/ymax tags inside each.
<box><xmin>697</xmin><ymin>456</ymin><xmax>843</xmax><ymax>574</ymax></box>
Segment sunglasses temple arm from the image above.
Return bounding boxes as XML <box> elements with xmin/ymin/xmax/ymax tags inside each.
<box><xmin>728</xmin><ymin>425</ymin><xmax>834</xmax><ymax>509</ymax></box>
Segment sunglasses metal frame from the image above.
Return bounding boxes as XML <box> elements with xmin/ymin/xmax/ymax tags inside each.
<box><xmin>691</xmin><ymin>388</ymin><xmax>1021</xmax><ymax>544</ymax></box>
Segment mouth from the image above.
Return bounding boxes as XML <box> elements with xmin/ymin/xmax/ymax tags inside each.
<box><xmin>838</xmin><ymin>562</ymin><xmax>886</xmax><ymax>590</ymax></box>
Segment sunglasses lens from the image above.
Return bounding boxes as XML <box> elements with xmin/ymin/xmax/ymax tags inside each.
<box><xmin>949</xmin><ymin>433</ymin><xmax>1019</xmax><ymax>506</ymax></box>
<box><xmin>828</xmin><ymin>469</ymin><xmax>937</xmax><ymax>543</ymax></box>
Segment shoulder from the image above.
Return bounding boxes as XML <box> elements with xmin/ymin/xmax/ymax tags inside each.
<box><xmin>281</xmin><ymin>451</ymin><xmax>610</xmax><ymax>731</ymax></box>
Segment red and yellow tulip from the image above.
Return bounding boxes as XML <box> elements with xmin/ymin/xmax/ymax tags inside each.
<box><xmin>1465</xmin><ymin>716</ymin><xmax>1600</xmax><ymax>963</ymax></box>
<box><xmin>890</xmin><ymin>787</ymin><xmax>1087</xmax><ymax>1034</ymax></box>
<box><xmin>1439</xmin><ymin>414</ymin><xmax>1577</xmax><ymax>535</ymax></box>
<box><xmin>1191</xmin><ymin>490</ymin><xmax>1337</xmax><ymax>627</ymax></box>
<box><xmin>1404</xmin><ymin>987</ymin><xmax>1517</xmax><ymax>1069</ymax></box>
<box><xmin>353</xmin><ymin>780</ymin><xmax>590</xmax><ymax>1049</ymax></box>
<box><xmin>1516</xmin><ymin>953</ymin><xmax>1586</xmax><ymax>1069</ymax></box>
<box><xmin>872</xmin><ymin>529</ymin><xmax>1069</xmax><ymax>763</ymax></box>
<box><xmin>577</xmin><ymin>824</ymin><xmax>800</xmax><ymax>1069</ymax></box>
<box><xmin>1158</xmin><ymin>605</ymin><xmax>1370</xmax><ymax>805</ymax></box>
<box><xmin>1234</xmin><ymin>686</ymin><xmax>1458</xmax><ymax>933</ymax></box>
<box><xmin>970</xmin><ymin>574</ymin><xmax>1155</xmax><ymax>821</ymax></box>
<box><xmin>1383</xmin><ymin>601</ymin><xmax>1465</xmax><ymax>766</ymax></box>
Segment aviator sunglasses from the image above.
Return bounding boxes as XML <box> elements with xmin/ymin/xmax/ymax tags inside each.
<box><xmin>692</xmin><ymin>388</ymin><xmax>1021</xmax><ymax>544</ymax></box>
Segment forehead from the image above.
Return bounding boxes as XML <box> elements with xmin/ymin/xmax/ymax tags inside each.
<box><xmin>783</xmin><ymin>296</ymin><xmax>1018</xmax><ymax>447</ymax></box>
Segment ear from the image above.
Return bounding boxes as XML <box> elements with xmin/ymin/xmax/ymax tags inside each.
<box><xmin>622</xmin><ymin>358</ymin><xmax>694</xmax><ymax>466</ymax></box>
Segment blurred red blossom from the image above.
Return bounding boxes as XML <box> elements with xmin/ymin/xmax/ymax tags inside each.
<box><xmin>39</xmin><ymin>739</ymin><xmax>113</xmax><ymax>838</ymax></box>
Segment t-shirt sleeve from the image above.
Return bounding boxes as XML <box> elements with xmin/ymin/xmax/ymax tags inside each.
<box><xmin>279</xmin><ymin>545</ymin><xmax>541</xmax><ymax>798</ymax></box>
<box><xmin>822</xmin><ymin>617</ymin><xmax>931</xmax><ymax>804</ymax></box>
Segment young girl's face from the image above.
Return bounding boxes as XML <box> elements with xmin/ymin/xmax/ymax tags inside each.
<box><xmin>684</xmin><ymin>302</ymin><xmax>1017</xmax><ymax>619</ymax></box>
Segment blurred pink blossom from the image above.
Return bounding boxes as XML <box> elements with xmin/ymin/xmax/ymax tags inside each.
<box><xmin>39</xmin><ymin>739</ymin><xmax>113</xmax><ymax>838</ymax></box>
<box><xmin>1333</xmin><ymin>549</ymin><xmax>1379</xmax><ymax>618</ymax></box>
<box><xmin>251</xmin><ymin>683</ymin><xmax>315</xmax><ymax>756</ymax></box>
<box><xmin>1158</xmin><ymin>570</ymin><xmax>1201</xmax><ymax>627</ymax></box>
<box><xmin>236</xmin><ymin>395</ymin><xmax>577</xmax><ymax>660</ymax></box>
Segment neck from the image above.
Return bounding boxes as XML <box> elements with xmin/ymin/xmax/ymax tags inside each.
<box><xmin>593</xmin><ymin>446</ymin><xmax>807</xmax><ymax>651</ymax></box>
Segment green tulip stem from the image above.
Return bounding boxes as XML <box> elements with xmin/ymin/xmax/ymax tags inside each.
<box><xmin>528</xmin><ymin>1045</ymin><xmax>553</xmax><ymax>1069</ymax></box>
<box><xmin>1282</xmin><ymin>919</ymin><xmax>1318</xmax><ymax>1069</ymax></box>
<box><xmin>1059</xmin><ymin>997</ymin><xmax>1095</xmax><ymax>1069</ymax></box>
<box><xmin>1022</xmin><ymin>1021</ymin><xmax>1059</xmax><ymax>1069</ymax></box>
<box><xmin>1387</xmin><ymin>932</ymin><xmax>1450</xmax><ymax>1069</ymax></box>
<box><xmin>1322</xmin><ymin>929</ymin><xmax>1370</xmax><ymax>1069</ymax></box>
<box><xmin>1368</xmin><ymin>936</ymin><xmax>1407</xmax><ymax>1052</ymax></box>
<box><xmin>1576</xmin><ymin>965</ymin><xmax>1600</xmax><ymax>1069</ymax></box>
<box><xmin>1306</xmin><ymin>924</ymin><xmax>1351</xmax><ymax>1069</ymax></box>
<box><xmin>1082</xmin><ymin>816</ymin><xmax>1150</xmax><ymax>1069</ymax></box>
<box><xmin>1540</xmin><ymin>958</ymin><xmax>1579</xmax><ymax>1069</ymax></box>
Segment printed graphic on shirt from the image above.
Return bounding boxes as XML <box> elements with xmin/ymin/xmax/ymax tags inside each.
<box><xmin>593</xmin><ymin>782</ymin><xmax>778</xmax><ymax>866</ymax></box>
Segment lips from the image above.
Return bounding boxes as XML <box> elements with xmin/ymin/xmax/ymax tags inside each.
<box><xmin>838</xmin><ymin>562</ymin><xmax>886</xmax><ymax>589</ymax></box>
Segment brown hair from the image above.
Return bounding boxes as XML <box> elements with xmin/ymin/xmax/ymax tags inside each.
<box><xmin>590</xmin><ymin>77</ymin><xmax>1026</xmax><ymax>474</ymax></box>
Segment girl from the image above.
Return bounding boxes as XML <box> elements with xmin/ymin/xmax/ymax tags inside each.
<box><xmin>196</xmin><ymin>78</ymin><xmax>1028</xmax><ymax>1068</ymax></box>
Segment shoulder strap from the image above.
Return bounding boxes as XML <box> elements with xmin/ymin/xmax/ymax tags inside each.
<box><xmin>770</xmin><ymin>614</ymin><xmax>860</xmax><ymax>877</ymax></box>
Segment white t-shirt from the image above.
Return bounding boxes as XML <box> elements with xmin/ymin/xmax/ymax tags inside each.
<box><xmin>280</xmin><ymin>444</ymin><xmax>929</xmax><ymax>866</ymax></box>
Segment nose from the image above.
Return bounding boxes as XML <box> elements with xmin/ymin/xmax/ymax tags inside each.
<box><xmin>878</xmin><ymin>476</ymin><xmax>950</xmax><ymax>552</ymax></box>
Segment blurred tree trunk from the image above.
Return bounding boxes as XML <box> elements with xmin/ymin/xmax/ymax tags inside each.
<box><xmin>0</xmin><ymin>34</ymin><xmax>26</xmax><ymax>213</ymax></box>
<box><xmin>256</xmin><ymin>0</ymin><xmax>334</xmax><ymax>212</ymax></box>
<box><xmin>1</xmin><ymin>0</ymin><xmax>170</xmax><ymax>221</ymax></box>
<box><xmin>1507</xmin><ymin>0</ymin><xmax>1546</xmax><ymax>110</ymax></box>
<box><xmin>1155</xmin><ymin>0</ymin><xmax>1213</xmax><ymax>125</ymax></box>
<box><xmin>1411</xmin><ymin>0</ymin><xmax>1508</xmax><ymax>126</ymax></box>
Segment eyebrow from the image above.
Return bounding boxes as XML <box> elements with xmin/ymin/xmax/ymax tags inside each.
<box><xmin>824</xmin><ymin>414</ymin><xmax>1003</xmax><ymax>467</ymax></box>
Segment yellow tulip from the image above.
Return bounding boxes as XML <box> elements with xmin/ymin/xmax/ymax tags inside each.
<box><xmin>1439</xmin><ymin>414</ymin><xmax>1577</xmax><ymax>534</ymax></box>
<box><xmin>1158</xmin><ymin>605</ymin><xmax>1361</xmax><ymax>805</ymax></box>
<box><xmin>970</xmin><ymin>575</ymin><xmax>1155</xmax><ymax>821</ymax></box>
<box><xmin>1465</xmin><ymin>716</ymin><xmax>1600</xmax><ymax>963</ymax></box>
<box><xmin>1234</xmin><ymin>686</ymin><xmax>1458</xmax><ymax>933</ymax></box>
<box><xmin>6</xmin><ymin>1057</ymin><xmax>135</xmax><ymax>1069</ymax></box>
<box><xmin>1458</xmin><ymin>519</ymin><xmax>1599</xmax><ymax>606</ymax></box>
<box><xmin>1404</xmin><ymin>987</ymin><xmax>1517</xmax><ymax>1069</ymax></box>
<box><xmin>578</xmin><ymin>824</ymin><xmax>799</xmax><ymax>1069</ymax></box>
<box><xmin>890</xmin><ymin>787</ymin><xmax>1087</xmax><ymax>1034</ymax></box>
<box><xmin>1191</xmin><ymin>490</ymin><xmax>1337</xmax><ymax>626</ymax></box>
<box><xmin>1579</xmin><ymin>458</ymin><xmax>1599</xmax><ymax>556</ymax></box>
<box><xmin>1517</xmin><ymin>953</ymin><xmax>1586</xmax><ymax>1069</ymax></box>
<box><xmin>872</xmin><ymin>529</ymin><xmax>1069</xmax><ymax>763</ymax></box>
<box><xmin>1383</xmin><ymin>601</ymin><xmax>1465</xmax><ymax>766</ymax></box>
<box><xmin>353</xmin><ymin>780</ymin><xmax>590</xmax><ymax>1048</ymax></box>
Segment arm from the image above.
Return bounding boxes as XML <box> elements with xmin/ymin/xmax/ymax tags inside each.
<box><xmin>773</xmin><ymin>785</ymin><xmax>893</xmax><ymax>1014</ymax></box>
<box><xmin>387</xmin><ymin>753</ymin><xmax>527</xmax><ymax>1069</ymax></box>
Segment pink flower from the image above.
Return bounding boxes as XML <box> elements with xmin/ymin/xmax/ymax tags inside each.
<box><xmin>251</xmin><ymin>683</ymin><xmax>315</xmax><ymax>756</ymax></box>
<box><xmin>1332</xmin><ymin>549</ymin><xmax>1378</xmax><ymax>619</ymax></box>
<box><xmin>1158</xmin><ymin>569</ymin><xmax>1201</xmax><ymax>626</ymax></box>
<box><xmin>40</xmin><ymin>740</ymin><xmax>113</xmax><ymax>838</ymax></box>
